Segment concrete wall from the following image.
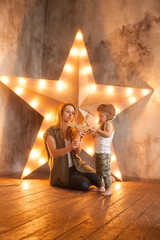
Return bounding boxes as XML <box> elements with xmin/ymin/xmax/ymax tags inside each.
<box><xmin>0</xmin><ymin>0</ymin><xmax>160</xmax><ymax>180</ymax></box>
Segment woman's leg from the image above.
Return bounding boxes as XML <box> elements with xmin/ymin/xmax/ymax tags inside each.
<box><xmin>68</xmin><ymin>165</ymin><xmax>98</xmax><ymax>191</ymax></box>
<box><xmin>69</xmin><ymin>174</ymin><xmax>90</xmax><ymax>191</ymax></box>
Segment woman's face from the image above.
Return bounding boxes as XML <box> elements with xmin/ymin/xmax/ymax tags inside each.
<box><xmin>62</xmin><ymin>105</ymin><xmax>75</xmax><ymax>123</ymax></box>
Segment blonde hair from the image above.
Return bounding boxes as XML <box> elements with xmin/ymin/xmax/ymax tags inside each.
<box><xmin>56</xmin><ymin>102</ymin><xmax>76</xmax><ymax>139</ymax></box>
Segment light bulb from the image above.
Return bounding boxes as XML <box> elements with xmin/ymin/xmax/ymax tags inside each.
<box><xmin>129</xmin><ymin>97</ymin><xmax>136</xmax><ymax>104</ymax></box>
<box><xmin>38</xmin><ymin>79</ymin><xmax>46</xmax><ymax>88</ymax></box>
<box><xmin>19</xmin><ymin>78</ymin><xmax>26</xmax><ymax>85</ymax></box>
<box><xmin>39</xmin><ymin>158</ymin><xmax>46</xmax><ymax>165</ymax></box>
<box><xmin>86</xmin><ymin>66</ymin><xmax>92</xmax><ymax>73</ymax></box>
<box><xmin>70</xmin><ymin>47</ymin><xmax>78</xmax><ymax>56</ymax></box>
<box><xmin>57</xmin><ymin>80</ymin><xmax>65</xmax><ymax>90</ymax></box>
<box><xmin>111</xmin><ymin>155</ymin><xmax>116</xmax><ymax>162</ymax></box>
<box><xmin>30</xmin><ymin>100</ymin><xmax>38</xmax><ymax>108</ymax></box>
<box><xmin>76</xmin><ymin>32</ymin><xmax>83</xmax><ymax>40</ymax></box>
<box><xmin>45</xmin><ymin>113</ymin><xmax>52</xmax><ymax>121</ymax></box>
<box><xmin>90</xmin><ymin>84</ymin><xmax>96</xmax><ymax>92</ymax></box>
<box><xmin>38</xmin><ymin>131</ymin><xmax>44</xmax><ymax>139</ymax></box>
<box><xmin>15</xmin><ymin>87</ymin><xmax>23</xmax><ymax>95</ymax></box>
<box><xmin>115</xmin><ymin>107</ymin><xmax>120</xmax><ymax>115</ymax></box>
<box><xmin>1</xmin><ymin>76</ymin><xmax>9</xmax><ymax>84</ymax></box>
<box><xmin>64</xmin><ymin>64</ymin><xmax>73</xmax><ymax>72</ymax></box>
<box><xmin>142</xmin><ymin>89</ymin><xmax>150</xmax><ymax>96</ymax></box>
<box><xmin>106</xmin><ymin>86</ymin><xmax>114</xmax><ymax>94</ymax></box>
<box><xmin>80</xmin><ymin>49</ymin><xmax>87</xmax><ymax>56</ymax></box>
<box><xmin>126</xmin><ymin>88</ymin><xmax>133</xmax><ymax>95</ymax></box>
<box><xmin>23</xmin><ymin>168</ymin><xmax>31</xmax><ymax>176</ymax></box>
<box><xmin>30</xmin><ymin>149</ymin><xmax>39</xmax><ymax>159</ymax></box>
<box><xmin>114</xmin><ymin>171</ymin><xmax>121</xmax><ymax>179</ymax></box>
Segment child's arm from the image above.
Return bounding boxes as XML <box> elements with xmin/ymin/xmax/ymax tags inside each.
<box><xmin>90</xmin><ymin>121</ymin><xmax>114</xmax><ymax>138</ymax></box>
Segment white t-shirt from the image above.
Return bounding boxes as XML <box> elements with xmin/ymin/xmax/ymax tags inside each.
<box><xmin>64</xmin><ymin>138</ymin><xmax>73</xmax><ymax>168</ymax></box>
<box><xmin>94</xmin><ymin>121</ymin><xmax>115</xmax><ymax>154</ymax></box>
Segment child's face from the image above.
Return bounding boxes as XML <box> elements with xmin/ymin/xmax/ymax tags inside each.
<box><xmin>98</xmin><ymin>111</ymin><xmax>108</xmax><ymax>125</ymax></box>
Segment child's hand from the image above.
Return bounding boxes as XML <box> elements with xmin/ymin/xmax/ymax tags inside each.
<box><xmin>88</xmin><ymin>127</ymin><xmax>98</xmax><ymax>135</ymax></box>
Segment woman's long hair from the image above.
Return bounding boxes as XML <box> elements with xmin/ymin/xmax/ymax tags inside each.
<box><xmin>56</xmin><ymin>102</ymin><xmax>76</xmax><ymax>139</ymax></box>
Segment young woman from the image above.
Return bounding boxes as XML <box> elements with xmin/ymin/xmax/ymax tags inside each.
<box><xmin>43</xmin><ymin>102</ymin><xmax>98</xmax><ymax>191</ymax></box>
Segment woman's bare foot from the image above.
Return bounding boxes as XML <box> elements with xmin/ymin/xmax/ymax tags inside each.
<box><xmin>91</xmin><ymin>186</ymin><xmax>105</xmax><ymax>193</ymax></box>
<box><xmin>101</xmin><ymin>188</ymin><xmax>112</xmax><ymax>196</ymax></box>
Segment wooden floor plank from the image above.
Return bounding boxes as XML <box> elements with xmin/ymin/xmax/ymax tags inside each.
<box><xmin>0</xmin><ymin>177</ymin><xmax>160</xmax><ymax>240</ymax></box>
<box><xmin>53</xmin><ymin>182</ymin><xmax>157</xmax><ymax>240</ymax></box>
<box><xmin>114</xmin><ymin>196</ymin><xmax>160</xmax><ymax>240</ymax></box>
<box><xmin>19</xmin><ymin>182</ymin><xmax>146</xmax><ymax>239</ymax></box>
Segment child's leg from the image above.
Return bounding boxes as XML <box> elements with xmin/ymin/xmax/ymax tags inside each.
<box><xmin>94</xmin><ymin>155</ymin><xmax>105</xmax><ymax>192</ymax></box>
<box><xmin>101</xmin><ymin>154</ymin><xmax>112</xmax><ymax>196</ymax></box>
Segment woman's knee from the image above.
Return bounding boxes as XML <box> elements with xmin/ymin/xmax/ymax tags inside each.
<box><xmin>80</xmin><ymin>180</ymin><xmax>90</xmax><ymax>191</ymax></box>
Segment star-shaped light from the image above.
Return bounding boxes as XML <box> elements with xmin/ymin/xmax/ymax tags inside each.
<box><xmin>0</xmin><ymin>29</ymin><xmax>152</xmax><ymax>181</ymax></box>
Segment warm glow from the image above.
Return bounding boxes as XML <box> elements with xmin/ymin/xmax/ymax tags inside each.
<box><xmin>38</xmin><ymin>131</ymin><xmax>44</xmax><ymax>139</ymax></box>
<box><xmin>21</xmin><ymin>181</ymin><xmax>30</xmax><ymax>190</ymax></box>
<box><xmin>115</xmin><ymin>183</ymin><xmax>121</xmax><ymax>190</ymax></box>
<box><xmin>45</xmin><ymin>113</ymin><xmax>52</xmax><ymax>121</ymax></box>
<box><xmin>38</xmin><ymin>79</ymin><xmax>46</xmax><ymax>88</ymax></box>
<box><xmin>64</xmin><ymin>64</ymin><xmax>73</xmax><ymax>72</ymax></box>
<box><xmin>86</xmin><ymin>147</ymin><xmax>94</xmax><ymax>155</ymax></box>
<box><xmin>30</xmin><ymin>100</ymin><xmax>38</xmax><ymax>108</ymax></box>
<box><xmin>19</xmin><ymin>78</ymin><xmax>26</xmax><ymax>85</ymax></box>
<box><xmin>142</xmin><ymin>89</ymin><xmax>150</xmax><ymax>95</ymax></box>
<box><xmin>114</xmin><ymin>171</ymin><xmax>122</xmax><ymax>179</ymax></box>
<box><xmin>30</xmin><ymin>149</ymin><xmax>39</xmax><ymax>159</ymax></box>
<box><xmin>14</xmin><ymin>87</ymin><xmax>24</xmax><ymax>95</ymax></box>
<box><xmin>76</xmin><ymin>31</ymin><xmax>83</xmax><ymax>40</ymax></box>
<box><xmin>129</xmin><ymin>96</ymin><xmax>136</xmax><ymax>104</ymax></box>
<box><xmin>126</xmin><ymin>88</ymin><xmax>133</xmax><ymax>95</ymax></box>
<box><xmin>111</xmin><ymin>154</ymin><xmax>116</xmax><ymax>162</ymax></box>
<box><xmin>80</xmin><ymin>49</ymin><xmax>87</xmax><ymax>56</ymax></box>
<box><xmin>106</xmin><ymin>86</ymin><xmax>114</xmax><ymax>94</ymax></box>
<box><xmin>39</xmin><ymin>158</ymin><xmax>47</xmax><ymax>165</ymax></box>
<box><xmin>57</xmin><ymin>80</ymin><xmax>65</xmax><ymax>90</ymax></box>
<box><xmin>115</xmin><ymin>107</ymin><xmax>120</xmax><ymax>115</ymax></box>
<box><xmin>86</xmin><ymin>66</ymin><xmax>92</xmax><ymax>73</ymax></box>
<box><xmin>90</xmin><ymin>84</ymin><xmax>97</xmax><ymax>92</ymax></box>
<box><xmin>1</xmin><ymin>76</ymin><xmax>9</xmax><ymax>84</ymax></box>
<box><xmin>23</xmin><ymin>168</ymin><xmax>31</xmax><ymax>176</ymax></box>
<box><xmin>70</xmin><ymin>47</ymin><xmax>78</xmax><ymax>56</ymax></box>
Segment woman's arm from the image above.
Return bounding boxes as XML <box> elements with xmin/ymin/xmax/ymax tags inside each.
<box><xmin>46</xmin><ymin>135</ymin><xmax>80</xmax><ymax>158</ymax></box>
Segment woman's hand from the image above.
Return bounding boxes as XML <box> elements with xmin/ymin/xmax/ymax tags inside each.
<box><xmin>71</xmin><ymin>139</ymin><xmax>80</xmax><ymax>150</ymax></box>
<box><xmin>79</xmin><ymin>130</ymin><xmax>86</xmax><ymax>140</ymax></box>
<box><xmin>75</xmin><ymin>130</ymin><xmax>87</xmax><ymax>141</ymax></box>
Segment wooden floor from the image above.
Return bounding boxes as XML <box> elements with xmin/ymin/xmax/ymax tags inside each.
<box><xmin>0</xmin><ymin>176</ymin><xmax>160</xmax><ymax>240</ymax></box>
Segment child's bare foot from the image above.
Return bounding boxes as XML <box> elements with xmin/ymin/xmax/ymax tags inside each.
<box><xmin>91</xmin><ymin>186</ymin><xmax>105</xmax><ymax>193</ymax></box>
<box><xmin>101</xmin><ymin>188</ymin><xmax>112</xmax><ymax>196</ymax></box>
<box><xmin>111</xmin><ymin>176</ymin><xmax>115</xmax><ymax>183</ymax></box>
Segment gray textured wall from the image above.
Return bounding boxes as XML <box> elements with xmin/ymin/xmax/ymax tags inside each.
<box><xmin>0</xmin><ymin>0</ymin><xmax>160</xmax><ymax>180</ymax></box>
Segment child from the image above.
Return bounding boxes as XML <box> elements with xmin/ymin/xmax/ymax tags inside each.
<box><xmin>89</xmin><ymin>104</ymin><xmax>115</xmax><ymax>196</ymax></box>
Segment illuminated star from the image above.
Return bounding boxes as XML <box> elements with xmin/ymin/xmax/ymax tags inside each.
<box><xmin>0</xmin><ymin>29</ymin><xmax>152</xmax><ymax>180</ymax></box>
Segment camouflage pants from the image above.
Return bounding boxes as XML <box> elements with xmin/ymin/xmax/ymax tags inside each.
<box><xmin>94</xmin><ymin>153</ymin><xmax>111</xmax><ymax>189</ymax></box>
